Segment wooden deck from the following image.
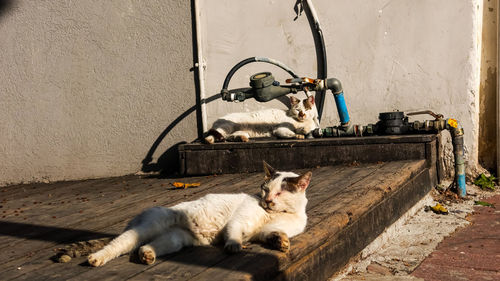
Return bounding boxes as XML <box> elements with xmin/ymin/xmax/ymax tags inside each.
<box><xmin>179</xmin><ymin>134</ymin><xmax>438</xmax><ymax>176</ymax></box>
<box><xmin>0</xmin><ymin>159</ymin><xmax>433</xmax><ymax>280</ymax></box>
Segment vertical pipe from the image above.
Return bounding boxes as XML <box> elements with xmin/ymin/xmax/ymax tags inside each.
<box><xmin>451</xmin><ymin>129</ymin><xmax>466</xmax><ymax>197</ymax></box>
<box><xmin>302</xmin><ymin>0</ymin><xmax>327</xmax><ymax>122</ymax></box>
<box><xmin>193</xmin><ymin>0</ymin><xmax>208</xmax><ymax>137</ymax></box>
<box><xmin>326</xmin><ymin>78</ymin><xmax>351</xmax><ymax>125</ymax></box>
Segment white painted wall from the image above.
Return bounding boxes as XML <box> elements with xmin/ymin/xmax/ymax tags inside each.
<box><xmin>0</xmin><ymin>0</ymin><xmax>484</xmax><ymax>186</ymax></box>
<box><xmin>200</xmin><ymin>0</ymin><xmax>482</xmax><ymax>173</ymax></box>
<box><xmin>0</xmin><ymin>1</ymin><xmax>198</xmax><ymax>186</ymax></box>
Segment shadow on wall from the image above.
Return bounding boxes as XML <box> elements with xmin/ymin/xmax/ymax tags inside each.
<box><xmin>140</xmin><ymin>0</ymin><xmax>212</xmax><ymax>176</ymax></box>
<box><xmin>0</xmin><ymin>0</ymin><xmax>14</xmax><ymax>19</ymax></box>
<box><xmin>140</xmin><ymin>93</ymin><xmax>292</xmax><ymax>176</ymax></box>
<box><xmin>140</xmin><ymin>94</ymin><xmax>221</xmax><ymax>175</ymax></box>
<box><xmin>141</xmin><ymin>0</ymin><xmax>292</xmax><ymax>176</ymax></box>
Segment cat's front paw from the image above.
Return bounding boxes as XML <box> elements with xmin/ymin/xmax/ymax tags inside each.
<box><xmin>295</xmin><ymin>134</ymin><xmax>305</xmax><ymax>140</ymax></box>
<box><xmin>139</xmin><ymin>245</ymin><xmax>156</xmax><ymax>265</ymax></box>
<box><xmin>88</xmin><ymin>252</ymin><xmax>108</xmax><ymax>267</ymax></box>
<box><xmin>224</xmin><ymin>240</ymin><xmax>242</xmax><ymax>253</ymax></box>
<box><xmin>267</xmin><ymin>231</ymin><xmax>290</xmax><ymax>252</ymax></box>
<box><xmin>203</xmin><ymin>135</ymin><xmax>215</xmax><ymax>144</ymax></box>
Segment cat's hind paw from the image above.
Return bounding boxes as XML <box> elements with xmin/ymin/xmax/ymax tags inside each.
<box><xmin>88</xmin><ymin>252</ymin><xmax>108</xmax><ymax>267</ymax></box>
<box><xmin>139</xmin><ymin>245</ymin><xmax>156</xmax><ymax>265</ymax></box>
<box><xmin>224</xmin><ymin>240</ymin><xmax>243</xmax><ymax>253</ymax></box>
<box><xmin>267</xmin><ymin>231</ymin><xmax>290</xmax><ymax>252</ymax></box>
<box><xmin>238</xmin><ymin>135</ymin><xmax>249</xmax><ymax>142</ymax></box>
<box><xmin>227</xmin><ymin>135</ymin><xmax>249</xmax><ymax>142</ymax></box>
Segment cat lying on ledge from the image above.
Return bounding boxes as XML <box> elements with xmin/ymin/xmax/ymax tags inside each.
<box><xmin>204</xmin><ymin>96</ymin><xmax>319</xmax><ymax>144</ymax></box>
<box><xmin>87</xmin><ymin>161</ymin><xmax>312</xmax><ymax>266</ymax></box>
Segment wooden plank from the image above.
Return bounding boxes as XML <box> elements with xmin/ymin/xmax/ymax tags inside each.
<box><xmin>288</xmin><ymin>160</ymin><xmax>426</xmax><ymax>262</ymax></box>
<box><xmin>184</xmin><ymin>160</ymin><xmax>425</xmax><ymax>280</ymax></box>
<box><xmin>113</xmin><ymin>246</ymin><xmax>228</xmax><ymax>281</ymax></box>
<box><xmin>0</xmin><ymin>173</ymin><xmax>236</xmax><ymax>246</ymax></box>
<box><xmin>0</xmin><ymin>177</ymin><xmax>139</xmax><ymax>242</ymax></box>
<box><xmin>0</xmin><ymin>175</ymin><xmax>235</xmax><ymax>252</ymax></box>
<box><xmin>425</xmin><ymin>140</ymin><xmax>438</xmax><ymax>187</ymax></box>
<box><xmin>0</xmin><ymin>159</ymin><xmax>433</xmax><ymax>281</ymax></box>
<box><xmin>50</xmin><ymin>166</ymin><xmax>348</xmax><ymax>281</ymax></box>
<box><xmin>180</xmin><ymin>134</ymin><xmax>437</xmax><ymax>151</ymax></box>
<box><xmin>123</xmin><ymin>165</ymin><xmax>362</xmax><ymax>281</ymax></box>
<box><xmin>0</xmin><ymin>174</ymin><xmax>215</xmax><ymax>221</ymax></box>
<box><xmin>304</xmin><ymin>163</ymin><xmax>382</xmax><ymax>212</ymax></box>
<box><xmin>0</xmin><ymin>173</ymin><xmax>261</xmax><ymax>278</ymax></box>
<box><xmin>182</xmin><ymin>142</ymin><xmax>426</xmax><ymax>175</ymax></box>
<box><xmin>5</xmin><ymin>167</ymin><xmax>332</xmax><ymax>280</ymax></box>
<box><xmin>0</xmin><ymin>177</ymin><xmax>119</xmax><ymax>200</ymax></box>
<box><xmin>22</xmin><ymin>166</ymin><xmax>342</xmax><ymax>281</ymax></box>
<box><xmin>179</xmin><ymin>134</ymin><xmax>437</xmax><ymax>175</ymax></box>
<box><xmin>278</xmin><ymin>167</ymin><xmax>432</xmax><ymax>281</ymax></box>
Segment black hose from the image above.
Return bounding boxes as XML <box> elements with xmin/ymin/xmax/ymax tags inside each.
<box><xmin>302</xmin><ymin>0</ymin><xmax>327</xmax><ymax>122</ymax></box>
<box><xmin>221</xmin><ymin>57</ymin><xmax>299</xmax><ymax>91</ymax></box>
<box><xmin>222</xmin><ymin>57</ymin><xmax>257</xmax><ymax>91</ymax></box>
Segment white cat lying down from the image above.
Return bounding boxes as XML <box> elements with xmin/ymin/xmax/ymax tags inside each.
<box><xmin>88</xmin><ymin>161</ymin><xmax>311</xmax><ymax>266</ymax></box>
<box><xmin>204</xmin><ymin>96</ymin><xmax>319</xmax><ymax>143</ymax></box>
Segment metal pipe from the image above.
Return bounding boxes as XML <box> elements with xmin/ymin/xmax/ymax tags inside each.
<box><xmin>302</xmin><ymin>0</ymin><xmax>327</xmax><ymax>122</ymax></box>
<box><xmin>411</xmin><ymin>115</ymin><xmax>467</xmax><ymax>197</ymax></box>
<box><xmin>450</xmin><ymin>126</ymin><xmax>466</xmax><ymax>197</ymax></box>
<box><xmin>193</xmin><ymin>0</ymin><xmax>208</xmax><ymax>134</ymax></box>
<box><xmin>325</xmin><ymin>78</ymin><xmax>350</xmax><ymax>125</ymax></box>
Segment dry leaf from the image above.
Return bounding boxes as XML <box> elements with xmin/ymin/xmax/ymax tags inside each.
<box><xmin>172</xmin><ymin>182</ymin><xmax>201</xmax><ymax>189</ymax></box>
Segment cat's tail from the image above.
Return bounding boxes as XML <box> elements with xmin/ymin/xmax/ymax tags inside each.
<box><xmin>53</xmin><ymin>237</ymin><xmax>114</xmax><ymax>263</ymax></box>
<box><xmin>203</xmin><ymin>128</ymin><xmax>225</xmax><ymax>144</ymax></box>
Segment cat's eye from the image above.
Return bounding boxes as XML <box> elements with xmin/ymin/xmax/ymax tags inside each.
<box><xmin>276</xmin><ymin>192</ymin><xmax>282</xmax><ymax>196</ymax></box>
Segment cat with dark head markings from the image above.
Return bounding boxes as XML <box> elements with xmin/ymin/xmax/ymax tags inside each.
<box><xmin>87</xmin><ymin>161</ymin><xmax>311</xmax><ymax>267</ymax></box>
<box><xmin>204</xmin><ymin>95</ymin><xmax>319</xmax><ymax>143</ymax></box>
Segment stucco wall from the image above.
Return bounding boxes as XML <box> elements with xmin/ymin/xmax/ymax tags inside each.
<box><xmin>0</xmin><ymin>0</ymin><xmax>486</xmax><ymax>186</ymax></box>
<box><xmin>200</xmin><ymin>0</ymin><xmax>483</xmax><ymax>174</ymax></box>
<box><xmin>0</xmin><ymin>1</ymin><xmax>197</xmax><ymax>186</ymax></box>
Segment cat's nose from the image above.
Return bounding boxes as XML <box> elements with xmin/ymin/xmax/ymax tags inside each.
<box><xmin>264</xmin><ymin>199</ymin><xmax>275</xmax><ymax>207</ymax></box>
<box><xmin>299</xmin><ymin>111</ymin><xmax>305</xmax><ymax>117</ymax></box>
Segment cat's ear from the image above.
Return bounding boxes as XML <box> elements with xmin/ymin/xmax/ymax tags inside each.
<box><xmin>290</xmin><ymin>96</ymin><xmax>300</xmax><ymax>106</ymax></box>
<box><xmin>303</xmin><ymin>95</ymin><xmax>315</xmax><ymax>110</ymax></box>
<box><xmin>295</xmin><ymin>171</ymin><xmax>312</xmax><ymax>191</ymax></box>
<box><xmin>307</xmin><ymin>95</ymin><xmax>315</xmax><ymax>105</ymax></box>
<box><xmin>263</xmin><ymin>160</ymin><xmax>276</xmax><ymax>179</ymax></box>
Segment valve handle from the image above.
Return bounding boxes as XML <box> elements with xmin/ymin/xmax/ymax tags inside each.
<box><xmin>285</xmin><ymin>77</ymin><xmax>316</xmax><ymax>84</ymax></box>
<box><xmin>407</xmin><ymin>110</ymin><xmax>444</xmax><ymax>120</ymax></box>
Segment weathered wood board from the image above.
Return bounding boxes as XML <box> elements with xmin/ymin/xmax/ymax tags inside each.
<box><xmin>178</xmin><ymin>134</ymin><xmax>437</xmax><ymax>175</ymax></box>
<box><xmin>0</xmin><ymin>158</ymin><xmax>434</xmax><ymax>280</ymax></box>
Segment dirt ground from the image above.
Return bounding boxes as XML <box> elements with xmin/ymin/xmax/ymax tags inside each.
<box><xmin>331</xmin><ymin>181</ymin><xmax>500</xmax><ymax>281</ymax></box>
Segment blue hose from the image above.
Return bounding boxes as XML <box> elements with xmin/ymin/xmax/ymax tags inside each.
<box><xmin>333</xmin><ymin>92</ymin><xmax>350</xmax><ymax>125</ymax></box>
